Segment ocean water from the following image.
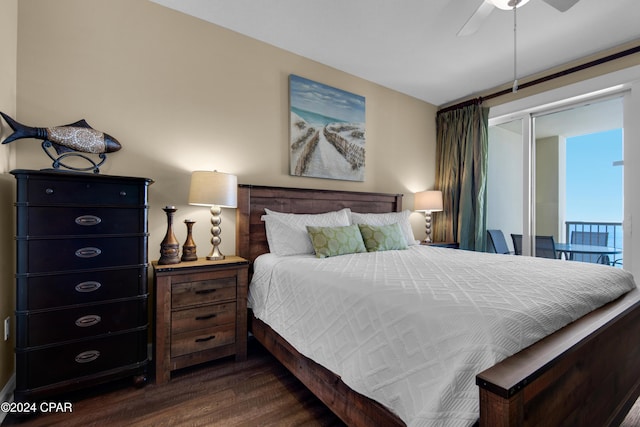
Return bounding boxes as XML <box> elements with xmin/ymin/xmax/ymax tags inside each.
<box><xmin>291</xmin><ymin>107</ymin><xmax>345</xmax><ymax>127</ymax></box>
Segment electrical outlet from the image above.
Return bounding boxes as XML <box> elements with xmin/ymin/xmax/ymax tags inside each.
<box><xmin>3</xmin><ymin>317</ymin><xmax>9</xmax><ymax>341</ymax></box>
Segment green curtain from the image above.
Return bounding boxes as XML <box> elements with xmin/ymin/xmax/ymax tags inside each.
<box><xmin>433</xmin><ymin>102</ymin><xmax>489</xmax><ymax>251</ymax></box>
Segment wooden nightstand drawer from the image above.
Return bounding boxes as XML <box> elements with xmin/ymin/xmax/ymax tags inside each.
<box><xmin>171</xmin><ymin>303</ymin><xmax>236</xmax><ymax>335</ymax></box>
<box><xmin>170</xmin><ymin>324</ymin><xmax>236</xmax><ymax>358</ymax></box>
<box><xmin>171</xmin><ymin>277</ymin><xmax>236</xmax><ymax>309</ymax></box>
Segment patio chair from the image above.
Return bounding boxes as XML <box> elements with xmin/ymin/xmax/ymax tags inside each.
<box><xmin>535</xmin><ymin>235</ymin><xmax>558</xmax><ymax>259</ymax></box>
<box><xmin>570</xmin><ymin>231</ymin><xmax>610</xmax><ymax>264</ymax></box>
<box><xmin>487</xmin><ymin>229</ymin><xmax>512</xmax><ymax>254</ymax></box>
<box><xmin>511</xmin><ymin>234</ymin><xmax>559</xmax><ymax>259</ymax></box>
<box><xmin>511</xmin><ymin>234</ymin><xmax>522</xmax><ymax>255</ymax></box>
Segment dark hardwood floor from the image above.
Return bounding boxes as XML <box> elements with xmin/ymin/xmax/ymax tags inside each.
<box><xmin>3</xmin><ymin>339</ymin><xmax>345</xmax><ymax>427</ymax></box>
<box><xmin>4</xmin><ymin>338</ymin><xmax>640</xmax><ymax>426</ymax></box>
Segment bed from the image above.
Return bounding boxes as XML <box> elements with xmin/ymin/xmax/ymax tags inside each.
<box><xmin>236</xmin><ymin>184</ymin><xmax>640</xmax><ymax>427</ymax></box>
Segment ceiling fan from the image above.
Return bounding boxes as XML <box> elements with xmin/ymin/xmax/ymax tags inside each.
<box><xmin>457</xmin><ymin>0</ymin><xmax>581</xmax><ymax>37</ymax></box>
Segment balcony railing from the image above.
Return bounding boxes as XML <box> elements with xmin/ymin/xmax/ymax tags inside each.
<box><xmin>565</xmin><ymin>221</ymin><xmax>623</xmax><ymax>266</ymax></box>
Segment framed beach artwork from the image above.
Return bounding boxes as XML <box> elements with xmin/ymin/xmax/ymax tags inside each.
<box><xmin>289</xmin><ymin>74</ymin><xmax>365</xmax><ymax>181</ymax></box>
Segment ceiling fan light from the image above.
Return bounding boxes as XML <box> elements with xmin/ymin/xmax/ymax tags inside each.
<box><xmin>489</xmin><ymin>0</ymin><xmax>531</xmax><ymax>10</ymax></box>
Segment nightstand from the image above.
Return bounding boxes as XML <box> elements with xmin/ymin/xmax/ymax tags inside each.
<box><xmin>422</xmin><ymin>241</ymin><xmax>459</xmax><ymax>249</ymax></box>
<box><xmin>153</xmin><ymin>256</ymin><xmax>249</xmax><ymax>384</ymax></box>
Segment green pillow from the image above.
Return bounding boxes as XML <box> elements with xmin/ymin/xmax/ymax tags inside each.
<box><xmin>306</xmin><ymin>224</ymin><xmax>367</xmax><ymax>258</ymax></box>
<box><xmin>358</xmin><ymin>222</ymin><xmax>408</xmax><ymax>252</ymax></box>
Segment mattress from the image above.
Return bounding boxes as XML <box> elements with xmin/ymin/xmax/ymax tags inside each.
<box><xmin>248</xmin><ymin>245</ymin><xmax>636</xmax><ymax>426</ymax></box>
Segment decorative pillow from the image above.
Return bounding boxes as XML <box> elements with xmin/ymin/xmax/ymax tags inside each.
<box><xmin>261</xmin><ymin>208</ymin><xmax>351</xmax><ymax>256</ymax></box>
<box><xmin>306</xmin><ymin>224</ymin><xmax>366</xmax><ymax>258</ymax></box>
<box><xmin>358</xmin><ymin>223</ymin><xmax>408</xmax><ymax>252</ymax></box>
<box><xmin>351</xmin><ymin>210</ymin><xmax>417</xmax><ymax>246</ymax></box>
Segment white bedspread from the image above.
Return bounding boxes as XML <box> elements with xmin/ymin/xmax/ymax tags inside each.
<box><xmin>248</xmin><ymin>246</ymin><xmax>636</xmax><ymax>426</ymax></box>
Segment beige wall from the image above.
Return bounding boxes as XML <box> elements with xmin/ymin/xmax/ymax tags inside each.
<box><xmin>0</xmin><ymin>0</ymin><xmax>18</xmax><ymax>396</ymax></box>
<box><xmin>14</xmin><ymin>0</ymin><xmax>437</xmax><ymax>259</ymax></box>
<box><xmin>3</xmin><ymin>0</ymin><xmax>437</xmax><ymax>387</ymax></box>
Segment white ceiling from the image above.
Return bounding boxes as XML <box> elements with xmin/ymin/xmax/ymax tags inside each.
<box><xmin>150</xmin><ymin>0</ymin><xmax>640</xmax><ymax>107</ymax></box>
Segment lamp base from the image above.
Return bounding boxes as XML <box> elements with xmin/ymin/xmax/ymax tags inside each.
<box><xmin>206</xmin><ymin>205</ymin><xmax>225</xmax><ymax>261</ymax></box>
<box><xmin>206</xmin><ymin>245</ymin><xmax>225</xmax><ymax>261</ymax></box>
<box><xmin>423</xmin><ymin>212</ymin><xmax>433</xmax><ymax>245</ymax></box>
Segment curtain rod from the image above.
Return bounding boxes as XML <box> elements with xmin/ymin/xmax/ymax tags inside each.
<box><xmin>437</xmin><ymin>44</ymin><xmax>640</xmax><ymax>116</ymax></box>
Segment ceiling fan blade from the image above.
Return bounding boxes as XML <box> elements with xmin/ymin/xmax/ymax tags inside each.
<box><xmin>542</xmin><ymin>0</ymin><xmax>580</xmax><ymax>12</ymax></box>
<box><xmin>457</xmin><ymin>1</ymin><xmax>495</xmax><ymax>37</ymax></box>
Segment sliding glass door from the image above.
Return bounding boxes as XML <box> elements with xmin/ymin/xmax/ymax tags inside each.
<box><xmin>487</xmin><ymin>95</ymin><xmax>624</xmax><ymax>264</ymax></box>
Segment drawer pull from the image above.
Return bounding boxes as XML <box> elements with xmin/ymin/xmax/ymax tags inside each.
<box><xmin>45</xmin><ymin>188</ymin><xmax>54</xmax><ymax>195</ymax></box>
<box><xmin>195</xmin><ymin>288</ymin><xmax>217</xmax><ymax>295</ymax></box>
<box><xmin>75</xmin><ymin>247</ymin><xmax>102</xmax><ymax>258</ymax></box>
<box><xmin>75</xmin><ymin>350</ymin><xmax>100</xmax><ymax>364</ymax></box>
<box><xmin>75</xmin><ymin>281</ymin><xmax>102</xmax><ymax>293</ymax></box>
<box><xmin>195</xmin><ymin>313</ymin><xmax>217</xmax><ymax>321</ymax></box>
<box><xmin>119</xmin><ymin>191</ymin><xmax>127</xmax><ymax>197</ymax></box>
<box><xmin>195</xmin><ymin>335</ymin><xmax>216</xmax><ymax>343</ymax></box>
<box><xmin>75</xmin><ymin>215</ymin><xmax>102</xmax><ymax>226</ymax></box>
<box><xmin>75</xmin><ymin>315</ymin><xmax>102</xmax><ymax>327</ymax></box>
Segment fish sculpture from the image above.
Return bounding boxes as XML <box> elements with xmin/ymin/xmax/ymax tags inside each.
<box><xmin>0</xmin><ymin>111</ymin><xmax>122</xmax><ymax>155</ymax></box>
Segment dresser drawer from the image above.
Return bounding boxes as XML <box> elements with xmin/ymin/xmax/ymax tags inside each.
<box><xmin>22</xmin><ymin>175</ymin><xmax>144</xmax><ymax>206</ymax></box>
<box><xmin>171</xmin><ymin>276</ymin><xmax>236</xmax><ymax>309</ymax></box>
<box><xmin>18</xmin><ymin>236</ymin><xmax>146</xmax><ymax>273</ymax></box>
<box><xmin>170</xmin><ymin>324</ymin><xmax>236</xmax><ymax>358</ymax></box>
<box><xmin>18</xmin><ymin>206</ymin><xmax>145</xmax><ymax>237</ymax></box>
<box><xmin>17</xmin><ymin>297</ymin><xmax>148</xmax><ymax>347</ymax></box>
<box><xmin>16</xmin><ymin>329</ymin><xmax>147</xmax><ymax>391</ymax></box>
<box><xmin>171</xmin><ymin>303</ymin><xmax>236</xmax><ymax>335</ymax></box>
<box><xmin>17</xmin><ymin>267</ymin><xmax>146</xmax><ymax>310</ymax></box>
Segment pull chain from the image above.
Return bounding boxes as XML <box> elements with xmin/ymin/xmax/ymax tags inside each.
<box><xmin>512</xmin><ymin>4</ymin><xmax>519</xmax><ymax>92</ymax></box>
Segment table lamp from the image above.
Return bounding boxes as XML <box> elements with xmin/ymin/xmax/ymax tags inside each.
<box><xmin>415</xmin><ymin>190</ymin><xmax>443</xmax><ymax>244</ymax></box>
<box><xmin>188</xmin><ymin>170</ymin><xmax>237</xmax><ymax>260</ymax></box>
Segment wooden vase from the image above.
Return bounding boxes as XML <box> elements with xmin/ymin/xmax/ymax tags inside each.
<box><xmin>158</xmin><ymin>206</ymin><xmax>180</xmax><ymax>265</ymax></box>
<box><xmin>181</xmin><ymin>219</ymin><xmax>198</xmax><ymax>262</ymax></box>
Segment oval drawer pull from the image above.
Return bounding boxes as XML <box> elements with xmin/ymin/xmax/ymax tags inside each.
<box><xmin>195</xmin><ymin>313</ymin><xmax>217</xmax><ymax>321</ymax></box>
<box><xmin>195</xmin><ymin>288</ymin><xmax>217</xmax><ymax>295</ymax></box>
<box><xmin>75</xmin><ymin>315</ymin><xmax>101</xmax><ymax>327</ymax></box>
<box><xmin>195</xmin><ymin>335</ymin><xmax>216</xmax><ymax>343</ymax></box>
<box><xmin>75</xmin><ymin>281</ymin><xmax>102</xmax><ymax>293</ymax></box>
<box><xmin>75</xmin><ymin>215</ymin><xmax>102</xmax><ymax>226</ymax></box>
<box><xmin>75</xmin><ymin>247</ymin><xmax>102</xmax><ymax>258</ymax></box>
<box><xmin>75</xmin><ymin>350</ymin><xmax>100</xmax><ymax>364</ymax></box>
<box><xmin>45</xmin><ymin>188</ymin><xmax>54</xmax><ymax>195</ymax></box>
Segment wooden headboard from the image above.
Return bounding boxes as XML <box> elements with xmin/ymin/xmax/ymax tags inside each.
<box><xmin>235</xmin><ymin>184</ymin><xmax>403</xmax><ymax>265</ymax></box>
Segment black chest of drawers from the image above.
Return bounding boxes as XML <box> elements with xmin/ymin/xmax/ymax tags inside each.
<box><xmin>11</xmin><ymin>169</ymin><xmax>153</xmax><ymax>401</ymax></box>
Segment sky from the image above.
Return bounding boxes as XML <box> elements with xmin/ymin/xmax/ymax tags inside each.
<box><xmin>565</xmin><ymin>128</ymin><xmax>623</xmax><ymax>223</ymax></box>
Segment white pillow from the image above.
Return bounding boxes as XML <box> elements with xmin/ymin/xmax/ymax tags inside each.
<box><xmin>262</xmin><ymin>208</ymin><xmax>352</xmax><ymax>256</ymax></box>
<box><xmin>350</xmin><ymin>210</ymin><xmax>417</xmax><ymax>246</ymax></box>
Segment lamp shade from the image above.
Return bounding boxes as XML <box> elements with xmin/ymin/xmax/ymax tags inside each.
<box><xmin>414</xmin><ymin>190</ymin><xmax>443</xmax><ymax>213</ymax></box>
<box><xmin>489</xmin><ymin>0</ymin><xmax>530</xmax><ymax>10</ymax></box>
<box><xmin>188</xmin><ymin>170</ymin><xmax>238</xmax><ymax>208</ymax></box>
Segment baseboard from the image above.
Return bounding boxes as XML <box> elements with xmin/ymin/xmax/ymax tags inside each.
<box><xmin>0</xmin><ymin>373</ymin><xmax>16</xmax><ymax>425</ymax></box>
